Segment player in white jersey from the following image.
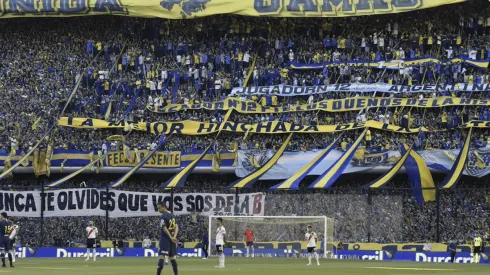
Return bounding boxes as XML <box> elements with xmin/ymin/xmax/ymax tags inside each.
<box><xmin>8</xmin><ymin>220</ymin><xmax>18</xmax><ymax>263</ymax></box>
<box><xmin>215</xmin><ymin>218</ymin><xmax>226</xmax><ymax>268</ymax></box>
<box><xmin>85</xmin><ymin>221</ymin><xmax>98</xmax><ymax>261</ymax></box>
<box><xmin>305</xmin><ymin>226</ymin><xmax>320</xmax><ymax>266</ymax></box>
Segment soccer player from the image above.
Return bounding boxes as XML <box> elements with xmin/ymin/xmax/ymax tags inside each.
<box><xmin>0</xmin><ymin>213</ymin><xmax>13</xmax><ymax>267</ymax></box>
<box><xmin>202</xmin><ymin>228</ymin><xmax>209</xmax><ymax>260</ymax></box>
<box><xmin>8</xmin><ymin>219</ymin><xmax>18</xmax><ymax>263</ymax></box>
<box><xmin>305</xmin><ymin>225</ymin><xmax>320</xmax><ymax>266</ymax></box>
<box><xmin>318</xmin><ymin>235</ymin><xmax>325</xmax><ymax>258</ymax></box>
<box><xmin>448</xmin><ymin>241</ymin><xmax>457</xmax><ymax>263</ymax></box>
<box><xmin>244</xmin><ymin>225</ymin><xmax>255</xmax><ymax>258</ymax></box>
<box><xmin>472</xmin><ymin>234</ymin><xmax>483</xmax><ymax>264</ymax></box>
<box><xmin>157</xmin><ymin>201</ymin><xmax>179</xmax><ymax>275</ymax></box>
<box><xmin>85</xmin><ymin>221</ymin><xmax>98</xmax><ymax>261</ymax></box>
<box><xmin>215</xmin><ymin>218</ymin><xmax>226</xmax><ymax>268</ymax></box>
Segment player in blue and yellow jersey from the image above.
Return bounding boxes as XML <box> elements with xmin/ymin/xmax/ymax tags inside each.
<box><xmin>157</xmin><ymin>201</ymin><xmax>179</xmax><ymax>275</ymax></box>
<box><xmin>0</xmin><ymin>213</ymin><xmax>13</xmax><ymax>268</ymax></box>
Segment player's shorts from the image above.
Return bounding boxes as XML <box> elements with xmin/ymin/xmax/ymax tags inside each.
<box><xmin>474</xmin><ymin>246</ymin><xmax>481</xmax><ymax>254</ymax></box>
<box><xmin>0</xmin><ymin>237</ymin><xmax>10</xmax><ymax>252</ymax></box>
<box><xmin>159</xmin><ymin>239</ymin><xmax>177</xmax><ymax>257</ymax></box>
<box><xmin>246</xmin><ymin>241</ymin><xmax>254</xmax><ymax>246</ymax></box>
<box><xmin>307</xmin><ymin>247</ymin><xmax>316</xmax><ymax>253</ymax></box>
<box><xmin>87</xmin><ymin>238</ymin><xmax>96</xmax><ymax>249</ymax></box>
<box><xmin>216</xmin><ymin>245</ymin><xmax>223</xmax><ymax>253</ymax></box>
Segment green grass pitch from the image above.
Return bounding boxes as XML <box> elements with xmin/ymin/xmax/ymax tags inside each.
<box><xmin>7</xmin><ymin>257</ymin><xmax>490</xmax><ymax>275</ymax></box>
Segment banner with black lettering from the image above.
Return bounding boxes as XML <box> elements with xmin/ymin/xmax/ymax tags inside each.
<box><xmin>148</xmin><ymin>96</ymin><xmax>490</xmax><ymax>114</ymax></box>
<box><xmin>230</xmin><ymin>83</ymin><xmax>490</xmax><ymax>97</ymax></box>
<box><xmin>0</xmin><ymin>189</ymin><xmax>265</xmax><ymax>217</ymax></box>
<box><xmin>0</xmin><ymin>0</ymin><xmax>464</xmax><ymax>19</ymax></box>
<box><xmin>59</xmin><ymin>117</ymin><xmax>490</xmax><ymax>135</ymax></box>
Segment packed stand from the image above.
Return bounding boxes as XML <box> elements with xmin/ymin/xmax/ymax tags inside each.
<box><xmin>1</xmin><ymin>2</ymin><xmax>490</xmax><ymax>155</ymax></box>
<box><xmin>4</xmin><ymin>176</ymin><xmax>488</xmax><ymax>247</ymax></box>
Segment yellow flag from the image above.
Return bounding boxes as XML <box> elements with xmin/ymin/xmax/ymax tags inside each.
<box><xmin>20</xmin><ymin>151</ymin><xmax>29</xmax><ymax>167</ymax></box>
<box><xmin>89</xmin><ymin>152</ymin><xmax>95</xmax><ymax>171</ymax></box>
<box><xmin>231</xmin><ymin>142</ymin><xmax>239</xmax><ymax>167</ymax></box>
<box><xmin>123</xmin><ymin>143</ymin><xmax>133</xmax><ymax>162</ymax></box>
<box><xmin>33</xmin><ymin>149</ymin><xmax>50</xmax><ymax>177</ymax></box>
<box><xmin>45</xmin><ymin>144</ymin><xmax>53</xmax><ymax>177</ymax></box>
<box><xmin>212</xmin><ymin>149</ymin><xmax>222</xmax><ymax>172</ymax></box>
<box><xmin>107</xmin><ymin>135</ymin><xmax>126</xmax><ymax>142</ymax></box>
<box><xmin>474</xmin><ymin>151</ymin><xmax>486</xmax><ymax>169</ymax></box>
<box><xmin>134</xmin><ymin>148</ymin><xmax>141</xmax><ymax>163</ymax></box>
<box><xmin>104</xmin><ymin>101</ymin><xmax>112</xmax><ymax>121</ymax></box>
<box><xmin>32</xmin><ymin>117</ymin><xmax>42</xmax><ymax>130</ymax></box>
<box><xmin>2</xmin><ymin>156</ymin><xmax>13</xmax><ymax>179</ymax></box>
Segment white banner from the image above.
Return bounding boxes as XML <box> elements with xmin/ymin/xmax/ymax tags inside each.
<box><xmin>230</xmin><ymin>83</ymin><xmax>490</xmax><ymax>97</ymax></box>
<box><xmin>0</xmin><ymin>189</ymin><xmax>265</xmax><ymax>217</ymax></box>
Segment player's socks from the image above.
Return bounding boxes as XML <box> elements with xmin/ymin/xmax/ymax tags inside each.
<box><xmin>7</xmin><ymin>253</ymin><xmax>12</xmax><ymax>266</ymax></box>
<box><xmin>251</xmin><ymin>247</ymin><xmax>255</xmax><ymax>258</ymax></box>
<box><xmin>157</xmin><ymin>259</ymin><xmax>164</xmax><ymax>275</ymax></box>
<box><xmin>314</xmin><ymin>252</ymin><xmax>319</xmax><ymax>265</ymax></box>
<box><xmin>307</xmin><ymin>253</ymin><xmax>312</xmax><ymax>264</ymax></box>
<box><xmin>10</xmin><ymin>251</ymin><xmax>15</xmax><ymax>263</ymax></box>
<box><xmin>220</xmin><ymin>254</ymin><xmax>225</xmax><ymax>267</ymax></box>
<box><xmin>246</xmin><ymin>248</ymin><xmax>249</xmax><ymax>257</ymax></box>
<box><xmin>86</xmin><ymin>249</ymin><xmax>90</xmax><ymax>260</ymax></box>
<box><xmin>170</xmin><ymin>259</ymin><xmax>178</xmax><ymax>275</ymax></box>
<box><xmin>92</xmin><ymin>248</ymin><xmax>97</xmax><ymax>261</ymax></box>
<box><xmin>1</xmin><ymin>255</ymin><xmax>5</xmax><ymax>267</ymax></box>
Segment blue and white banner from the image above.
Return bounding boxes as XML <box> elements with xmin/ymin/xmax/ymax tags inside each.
<box><xmin>13</xmin><ymin>247</ymin><xmax>490</xmax><ymax>264</ymax></box>
<box><xmin>12</xmin><ymin>247</ymin><xmax>201</xmax><ymax>258</ymax></box>
<box><xmin>236</xmin><ymin>149</ymin><xmax>401</xmax><ymax>179</ymax></box>
<box><xmin>419</xmin><ymin>147</ymin><xmax>490</xmax><ymax>178</ymax></box>
<box><xmin>334</xmin><ymin>250</ymin><xmax>490</xmax><ymax>264</ymax></box>
<box><xmin>230</xmin><ymin>83</ymin><xmax>490</xmax><ymax>97</ymax></box>
<box><xmin>236</xmin><ymin>147</ymin><xmax>490</xmax><ymax>180</ymax></box>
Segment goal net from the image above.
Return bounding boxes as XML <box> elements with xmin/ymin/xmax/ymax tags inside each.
<box><xmin>208</xmin><ymin>216</ymin><xmax>334</xmax><ymax>258</ymax></box>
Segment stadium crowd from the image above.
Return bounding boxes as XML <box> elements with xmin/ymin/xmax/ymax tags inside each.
<box><xmin>1</xmin><ymin>0</ymin><xmax>490</xmax><ymax>250</ymax></box>
<box><xmin>2</xmin><ymin>1</ymin><xmax>490</xmax><ymax>154</ymax></box>
<box><xmin>6</xmin><ymin>177</ymin><xmax>489</xmax><ymax>248</ymax></box>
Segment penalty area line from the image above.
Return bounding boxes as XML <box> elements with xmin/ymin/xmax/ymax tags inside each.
<box><xmin>365</xmin><ymin>267</ymin><xmax>456</xmax><ymax>271</ymax></box>
<box><xmin>23</xmin><ymin>267</ymin><xmax>79</xmax><ymax>270</ymax></box>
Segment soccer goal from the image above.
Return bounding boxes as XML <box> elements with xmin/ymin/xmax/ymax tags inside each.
<box><xmin>208</xmin><ymin>216</ymin><xmax>334</xmax><ymax>258</ymax></box>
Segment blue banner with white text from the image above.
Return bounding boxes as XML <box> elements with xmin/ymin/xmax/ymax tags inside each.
<box><xmin>11</xmin><ymin>247</ymin><xmax>490</xmax><ymax>264</ymax></box>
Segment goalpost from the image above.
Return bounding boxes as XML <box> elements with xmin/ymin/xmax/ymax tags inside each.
<box><xmin>208</xmin><ymin>216</ymin><xmax>334</xmax><ymax>258</ymax></box>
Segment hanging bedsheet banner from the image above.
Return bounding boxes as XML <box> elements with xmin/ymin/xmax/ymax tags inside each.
<box><xmin>230</xmin><ymin>83</ymin><xmax>490</xmax><ymax>97</ymax></box>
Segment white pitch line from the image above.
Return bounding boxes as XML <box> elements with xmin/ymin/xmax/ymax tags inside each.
<box><xmin>365</xmin><ymin>267</ymin><xmax>456</xmax><ymax>271</ymax></box>
<box><xmin>24</xmin><ymin>267</ymin><xmax>77</xmax><ymax>270</ymax></box>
